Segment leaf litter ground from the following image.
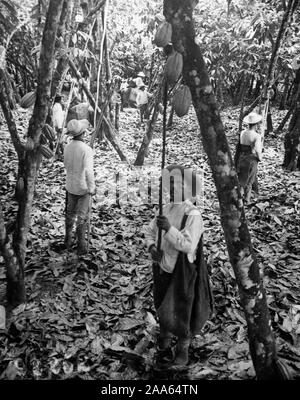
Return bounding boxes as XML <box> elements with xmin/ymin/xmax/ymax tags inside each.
<box><xmin>0</xmin><ymin>105</ymin><xmax>300</xmax><ymax>380</ymax></box>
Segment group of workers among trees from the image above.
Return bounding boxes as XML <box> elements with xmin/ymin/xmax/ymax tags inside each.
<box><xmin>45</xmin><ymin>57</ymin><xmax>265</xmax><ymax>369</ymax></box>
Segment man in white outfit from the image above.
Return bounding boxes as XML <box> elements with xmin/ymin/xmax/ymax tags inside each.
<box><xmin>52</xmin><ymin>95</ymin><xmax>65</xmax><ymax>157</ymax></box>
<box><xmin>64</xmin><ymin>119</ymin><xmax>96</xmax><ymax>255</ymax></box>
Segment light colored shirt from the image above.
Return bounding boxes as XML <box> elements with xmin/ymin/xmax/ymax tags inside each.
<box><xmin>136</xmin><ymin>90</ymin><xmax>151</xmax><ymax>106</ymax></box>
<box><xmin>64</xmin><ymin>140</ymin><xmax>95</xmax><ymax>196</ymax></box>
<box><xmin>144</xmin><ymin>200</ymin><xmax>204</xmax><ymax>273</ymax></box>
<box><xmin>133</xmin><ymin>77</ymin><xmax>144</xmax><ymax>89</ymax></box>
<box><xmin>240</xmin><ymin>129</ymin><xmax>263</xmax><ymax>161</ymax></box>
<box><xmin>52</xmin><ymin>103</ymin><xmax>64</xmax><ymax>130</ymax></box>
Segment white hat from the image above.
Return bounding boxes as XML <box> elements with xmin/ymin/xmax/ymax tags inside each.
<box><xmin>137</xmin><ymin>71</ymin><xmax>145</xmax><ymax>77</ymax></box>
<box><xmin>67</xmin><ymin>119</ymin><xmax>90</xmax><ymax>136</ymax></box>
<box><xmin>243</xmin><ymin>112</ymin><xmax>262</xmax><ymax>125</ymax></box>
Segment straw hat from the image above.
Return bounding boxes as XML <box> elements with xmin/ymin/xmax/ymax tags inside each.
<box><xmin>243</xmin><ymin>112</ymin><xmax>262</xmax><ymax>125</ymax></box>
<box><xmin>67</xmin><ymin>119</ymin><xmax>90</xmax><ymax>137</ymax></box>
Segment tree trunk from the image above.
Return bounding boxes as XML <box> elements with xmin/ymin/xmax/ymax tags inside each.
<box><xmin>0</xmin><ymin>0</ymin><xmax>64</xmax><ymax>307</ymax></box>
<box><xmin>164</xmin><ymin>0</ymin><xmax>286</xmax><ymax>380</ymax></box>
<box><xmin>134</xmin><ymin>81</ymin><xmax>164</xmax><ymax>166</ymax></box>
<box><xmin>279</xmin><ymin>75</ymin><xmax>289</xmax><ymax>110</ymax></box>
<box><xmin>276</xmin><ymin>108</ymin><xmax>292</xmax><ymax>134</ymax></box>
<box><xmin>283</xmin><ymin>106</ymin><xmax>300</xmax><ymax>170</ymax></box>
<box><xmin>262</xmin><ymin>0</ymin><xmax>296</xmax><ymax>105</ymax></box>
<box><xmin>283</xmin><ymin>69</ymin><xmax>300</xmax><ymax>170</ymax></box>
<box><xmin>254</xmin><ymin>79</ymin><xmax>261</xmax><ymax>98</ymax></box>
<box><xmin>115</xmin><ymin>102</ymin><xmax>120</xmax><ymax>131</ymax></box>
<box><xmin>69</xmin><ymin>59</ymin><xmax>128</xmax><ymax>163</ymax></box>
<box><xmin>248</xmin><ymin>75</ymin><xmax>254</xmax><ymax>97</ymax></box>
<box><xmin>50</xmin><ymin>0</ymin><xmax>77</xmax><ymax>99</ymax></box>
<box><xmin>167</xmin><ymin>105</ymin><xmax>174</xmax><ymax>128</ymax></box>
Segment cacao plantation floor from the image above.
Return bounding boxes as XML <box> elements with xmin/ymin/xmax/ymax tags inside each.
<box><xmin>0</xmin><ymin>104</ymin><xmax>300</xmax><ymax>380</ymax></box>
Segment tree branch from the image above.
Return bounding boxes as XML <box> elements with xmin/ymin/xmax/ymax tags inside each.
<box><xmin>0</xmin><ymin>203</ymin><xmax>19</xmax><ymax>295</ymax></box>
<box><xmin>27</xmin><ymin>0</ymin><xmax>64</xmax><ymax>141</ymax></box>
<box><xmin>0</xmin><ymin>68</ymin><xmax>23</xmax><ymax>155</ymax></box>
<box><xmin>68</xmin><ymin>58</ymin><xmax>129</xmax><ymax>162</ymax></box>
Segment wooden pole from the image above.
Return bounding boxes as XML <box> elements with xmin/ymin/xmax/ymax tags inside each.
<box><xmin>157</xmin><ymin>80</ymin><xmax>168</xmax><ymax>252</ymax></box>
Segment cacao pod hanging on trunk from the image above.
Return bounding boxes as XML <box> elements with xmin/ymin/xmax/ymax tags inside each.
<box><xmin>20</xmin><ymin>91</ymin><xmax>36</xmax><ymax>108</ymax></box>
<box><xmin>39</xmin><ymin>132</ymin><xmax>48</xmax><ymax>145</ymax></box>
<box><xmin>172</xmin><ymin>85</ymin><xmax>192</xmax><ymax>117</ymax></box>
<box><xmin>42</xmin><ymin>124</ymin><xmax>56</xmax><ymax>142</ymax></box>
<box><xmin>164</xmin><ymin>51</ymin><xmax>183</xmax><ymax>84</ymax></box>
<box><xmin>154</xmin><ymin>21</ymin><xmax>172</xmax><ymax>47</ymax></box>
<box><xmin>38</xmin><ymin>144</ymin><xmax>53</xmax><ymax>159</ymax></box>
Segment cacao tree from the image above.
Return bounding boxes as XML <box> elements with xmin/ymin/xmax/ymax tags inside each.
<box><xmin>0</xmin><ymin>0</ymin><xmax>65</xmax><ymax>307</ymax></box>
<box><xmin>283</xmin><ymin>67</ymin><xmax>300</xmax><ymax>170</ymax></box>
<box><xmin>163</xmin><ymin>0</ymin><xmax>288</xmax><ymax>380</ymax></box>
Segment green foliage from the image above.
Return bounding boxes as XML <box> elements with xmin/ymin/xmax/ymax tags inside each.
<box><xmin>193</xmin><ymin>0</ymin><xmax>300</xmax><ymax>102</ymax></box>
<box><xmin>0</xmin><ymin>0</ymin><xmax>18</xmax><ymax>45</ymax></box>
<box><xmin>108</xmin><ymin>0</ymin><xmax>162</xmax><ymax>78</ymax></box>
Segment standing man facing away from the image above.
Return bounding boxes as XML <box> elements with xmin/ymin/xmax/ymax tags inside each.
<box><xmin>64</xmin><ymin>119</ymin><xmax>96</xmax><ymax>255</ymax></box>
<box><xmin>136</xmin><ymin>84</ymin><xmax>153</xmax><ymax>124</ymax></box>
<box><xmin>52</xmin><ymin>95</ymin><xmax>65</xmax><ymax>158</ymax></box>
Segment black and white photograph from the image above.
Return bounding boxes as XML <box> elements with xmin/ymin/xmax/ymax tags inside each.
<box><xmin>0</xmin><ymin>0</ymin><xmax>300</xmax><ymax>388</ymax></box>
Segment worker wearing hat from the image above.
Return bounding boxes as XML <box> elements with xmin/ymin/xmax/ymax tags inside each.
<box><xmin>63</xmin><ymin>119</ymin><xmax>95</xmax><ymax>254</ymax></box>
<box><xmin>136</xmin><ymin>84</ymin><xmax>153</xmax><ymax>123</ymax></box>
<box><xmin>52</xmin><ymin>94</ymin><xmax>64</xmax><ymax>157</ymax></box>
<box><xmin>144</xmin><ymin>165</ymin><xmax>213</xmax><ymax>370</ymax></box>
<box><xmin>133</xmin><ymin>71</ymin><xmax>146</xmax><ymax>89</ymax></box>
<box><xmin>236</xmin><ymin>111</ymin><xmax>263</xmax><ymax>203</ymax></box>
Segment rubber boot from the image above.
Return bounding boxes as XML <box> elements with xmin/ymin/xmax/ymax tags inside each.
<box><xmin>172</xmin><ymin>337</ymin><xmax>190</xmax><ymax>369</ymax></box>
<box><xmin>76</xmin><ymin>223</ymin><xmax>87</xmax><ymax>255</ymax></box>
<box><xmin>154</xmin><ymin>332</ymin><xmax>173</xmax><ymax>369</ymax></box>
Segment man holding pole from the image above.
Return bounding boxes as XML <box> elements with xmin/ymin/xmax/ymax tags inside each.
<box><xmin>63</xmin><ymin>119</ymin><xmax>96</xmax><ymax>255</ymax></box>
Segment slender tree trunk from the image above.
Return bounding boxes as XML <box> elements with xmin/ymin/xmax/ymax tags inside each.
<box><xmin>276</xmin><ymin>108</ymin><xmax>292</xmax><ymax>134</ymax></box>
<box><xmin>68</xmin><ymin>59</ymin><xmax>128</xmax><ymax>162</ymax></box>
<box><xmin>286</xmin><ymin>81</ymin><xmax>294</xmax><ymax>106</ymax></box>
<box><xmin>164</xmin><ymin>0</ymin><xmax>286</xmax><ymax>380</ymax></box>
<box><xmin>115</xmin><ymin>102</ymin><xmax>120</xmax><ymax>131</ymax></box>
<box><xmin>283</xmin><ymin>68</ymin><xmax>300</xmax><ymax>170</ymax></box>
<box><xmin>50</xmin><ymin>0</ymin><xmax>77</xmax><ymax>99</ymax></box>
<box><xmin>134</xmin><ymin>81</ymin><xmax>164</xmax><ymax>166</ymax></box>
<box><xmin>279</xmin><ymin>75</ymin><xmax>289</xmax><ymax>110</ymax></box>
<box><xmin>254</xmin><ymin>79</ymin><xmax>261</xmax><ymax>98</ymax></box>
<box><xmin>248</xmin><ymin>75</ymin><xmax>254</xmax><ymax>96</ymax></box>
<box><xmin>261</xmin><ymin>0</ymin><xmax>297</xmax><ymax>140</ymax></box>
<box><xmin>0</xmin><ymin>0</ymin><xmax>64</xmax><ymax>307</ymax></box>
<box><xmin>167</xmin><ymin>105</ymin><xmax>174</xmax><ymax>128</ymax></box>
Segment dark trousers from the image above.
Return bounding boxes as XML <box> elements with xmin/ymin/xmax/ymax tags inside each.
<box><xmin>66</xmin><ymin>192</ymin><xmax>90</xmax><ymax>227</ymax></box>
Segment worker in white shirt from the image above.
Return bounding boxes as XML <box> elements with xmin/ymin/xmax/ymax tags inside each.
<box><xmin>236</xmin><ymin>112</ymin><xmax>263</xmax><ymax>203</ymax></box>
<box><xmin>52</xmin><ymin>95</ymin><xmax>65</xmax><ymax>157</ymax></box>
<box><xmin>136</xmin><ymin>84</ymin><xmax>152</xmax><ymax>123</ymax></box>
<box><xmin>133</xmin><ymin>71</ymin><xmax>145</xmax><ymax>89</ymax></box>
<box><xmin>64</xmin><ymin>119</ymin><xmax>96</xmax><ymax>255</ymax></box>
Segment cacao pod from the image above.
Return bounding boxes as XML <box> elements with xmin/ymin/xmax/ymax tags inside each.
<box><xmin>20</xmin><ymin>91</ymin><xmax>36</xmax><ymax>108</ymax></box>
<box><xmin>15</xmin><ymin>177</ymin><xmax>24</xmax><ymax>199</ymax></box>
<box><xmin>172</xmin><ymin>85</ymin><xmax>192</xmax><ymax>117</ymax></box>
<box><xmin>39</xmin><ymin>144</ymin><xmax>53</xmax><ymax>159</ymax></box>
<box><xmin>164</xmin><ymin>51</ymin><xmax>183</xmax><ymax>84</ymax></box>
<box><xmin>39</xmin><ymin>132</ymin><xmax>48</xmax><ymax>145</ymax></box>
<box><xmin>42</xmin><ymin>124</ymin><xmax>56</xmax><ymax>142</ymax></box>
<box><xmin>154</xmin><ymin>22</ymin><xmax>172</xmax><ymax>48</ymax></box>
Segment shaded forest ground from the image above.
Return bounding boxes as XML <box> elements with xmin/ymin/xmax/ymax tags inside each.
<box><xmin>0</xmin><ymin>104</ymin><xmax>300</xmax><ymax>380</ymax></box>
